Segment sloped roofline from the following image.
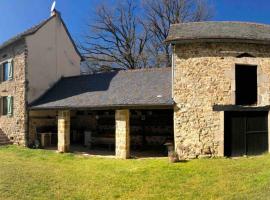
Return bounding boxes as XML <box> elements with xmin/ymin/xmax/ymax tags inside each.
<box><xmin>0</xmin><ymin>10</ymin><xmax>84</xmax><ymax>61</ymax></box>
<box><xmin>29</xmin><ymin>67</ymin><xmax>173</xmax><ymax>109</ymax></box>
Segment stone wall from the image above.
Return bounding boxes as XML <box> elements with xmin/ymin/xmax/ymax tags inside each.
<box><xmin>0</xmin><ymin>41</ymin><xmax>27</xmax><ymax>145</ymax></box>
<box><xmin>115</xmin><ymin>109</ymin><xmax>130</xmax><ymax>159</ymax></box>
<box><xmin>173</xmin><ymin>42</ymin><xmax>270</xmax><ymax>159</ymax></box>
<box><xmin>28</xmin><ymin>110</ymin><xmax>57</xmax><ymax>145</ymax></box>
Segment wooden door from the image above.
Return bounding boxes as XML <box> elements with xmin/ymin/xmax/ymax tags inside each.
<box><xmin>225</xmin><ymin>112</ymin><xmax>268</xmax><ymax>156</ymax></box>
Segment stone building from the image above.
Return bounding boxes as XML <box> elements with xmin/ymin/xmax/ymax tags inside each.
<box><xmin>166</xmin><ymin>21</ymin><xmax>270</xmax><ymax>159</ymax></box>
<box><xmin>1</xmin><ymin>11</ymin><xmax>270</xmax><ymax>159</ymax></box>
<box><xmin>0</xmin><ymin>10</ymin><xmax>81</xmax><ymax>145</ymax></box>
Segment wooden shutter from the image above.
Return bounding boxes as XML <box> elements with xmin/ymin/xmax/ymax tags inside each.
<box><xmin>8</xmin><ymin>59</ymin><xmax>13</xmax><ymax>80</ymax></box>
<box><xmin>7</xmin><ymin>96</ymin><xmax>13</xmax><ymax>116</ymax></box>
<box><xmin>0</xmin><ymin>97</ymin><xmax>2</xmax><ymax>116</ymax></box>
<box><xmin>0</xmin><ymin>63</ymin><xmax>3</xmax><ymax>82</ymax></box>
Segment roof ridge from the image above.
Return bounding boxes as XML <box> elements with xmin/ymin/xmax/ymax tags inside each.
<box><xmin>62</xmin><ymin>67</ymin><xmax>171</xmax><ymax>80</ymax></box>
<box><xmin>121</xmin><ymin>67</ymin><xmax>171</xmax><ymax>73</ymax></box>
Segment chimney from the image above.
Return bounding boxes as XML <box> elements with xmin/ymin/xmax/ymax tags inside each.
<box><xmin>50</xmin><ymin>1</ymin><xmax>57</xmax><ymax>16</ymax></box>
<box><xmin>51</xmin><ymin>9</ymin><xmax>57</xmax><ymax>17</ymax></box>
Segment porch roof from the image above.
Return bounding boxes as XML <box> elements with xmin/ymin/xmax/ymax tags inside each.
<box><xmin>30</xmin><ymin>68</ymin><xmax>173</xmax><ymax>110</ymax></box>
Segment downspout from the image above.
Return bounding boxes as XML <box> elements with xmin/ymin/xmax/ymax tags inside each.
<box><xmin>171</xmin><ymin>44</ymin><xmax>175</xmax><ymax>101</ymax></box>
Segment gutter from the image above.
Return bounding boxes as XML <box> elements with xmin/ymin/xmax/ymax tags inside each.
<box><xmin>29</xmin><ymin>103</ymin><xmax>174</xmax><ymax>111</ymax></box>
<box><xmin>171</xmin><ymin>44</ymin><xmax>175</xmax><ymax>100</ymax></box>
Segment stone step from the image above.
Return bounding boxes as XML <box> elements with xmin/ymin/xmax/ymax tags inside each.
<box><xmin>0</xmin><ymin>130</ymin><xmax>11</xmax><ymax>145</ymax></box>
<box><xmin>0</xmin><ymin>142</ymin><xmax>10</xmax><ymax>145</ymax></box>
<box><xmin>0</xmin><ymin>137</ymin><xmax>10</xmax><ymax>141</ymax></box>
<box><xmin>0</xmin><ymin>140</ymin><xmax>12</xmax><ymax>144</ymax></box>
<box><xmin>0</xmin><ymin>143</ymin><xmax>12</xmax><ymax>146</ymax></box>
<box><xmin>0</xmin><ymin>139</ymin><xmax>9</xmax><ymax>142</ymax></box>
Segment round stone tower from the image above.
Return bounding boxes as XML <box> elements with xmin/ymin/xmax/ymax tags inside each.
<box><xmin>166</xmin><ymin>22</ymin><xmax>270</xmax><ymax>159</ymax></box>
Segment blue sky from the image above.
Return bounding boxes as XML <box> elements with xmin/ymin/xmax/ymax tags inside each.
<box><xmin>1</xmin><ymin>0</ymin><xmax>270</xmax><ymax>45</ymax></box>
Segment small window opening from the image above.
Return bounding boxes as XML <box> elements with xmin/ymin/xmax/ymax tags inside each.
<box><xmin>235</xmin><ymin>65</ymin><xmax>257</xmax><ymax>105</ymax></box>
<box><xmin>2</xmin><ymin>96</ymin><xmax>8</xmax><ymax>115</ymax></box>
<box><xmin>236</xmin><ymin>53</ymin><xmax>255</xmax><ymax>58</ymax></box>
<box><xmin>2</xmin><ymin>62</ymin><xmax>9</xmax><ymax>81</ymax></box>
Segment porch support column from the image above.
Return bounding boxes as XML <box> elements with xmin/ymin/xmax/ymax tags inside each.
<box><xmin>115</xmin><ymin>109</ymin><xmax>130</xmax><ymax>159</ymax></box>
<box><xmin>58</xmin><ymin>110</ymin><xmax>70</xmax><ymax>153</ymax></box>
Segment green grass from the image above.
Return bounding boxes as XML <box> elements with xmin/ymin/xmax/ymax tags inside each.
<box><xmin>1</xmin><ymin>146</ymin><xmax>270</xmax><ymax>200</ymax></box>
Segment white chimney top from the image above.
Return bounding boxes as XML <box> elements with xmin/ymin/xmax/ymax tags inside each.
<box><xmin>50</xmin><ymin>1</ymin><xmax>56</xmax><ymax>16</ymax></box>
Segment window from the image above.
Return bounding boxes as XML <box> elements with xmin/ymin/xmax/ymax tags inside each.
<box><xmin>0</xmin><ymin>60</ymin><xmax>13</xmax><ymax>82</ymax></box>
<box><xmin>3</xmin><ymin>62</ymin><xmax>9</xmax><ymax>81</ymax></box>
<box><xmin>235</xmin><ymin>65</ymin><xmax>257</xmax><ymax>105</ymax></box>
<box><xmin>1</xmin><ymin>96</ymin><xmax>13</xmax><ymax>116</ymax></box>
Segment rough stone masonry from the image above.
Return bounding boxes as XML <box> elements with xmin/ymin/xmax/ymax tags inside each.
<box><xmin>0</xmin><ymin>41</ymin><xmax>27</xmax><ymax>145</ymax></box>
<box><xmin>115</xmin><ymin>109</ymin><xmax>130</xmax><ymax>159</ymax></box>
<box><xmin>173</xmin><ymin>42</ymin><xmax>270</xmax><ymax>159</ymax></box>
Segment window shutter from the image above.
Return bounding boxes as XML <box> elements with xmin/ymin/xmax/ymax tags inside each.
<box><xmin>7</xmin><ymin>96</ymin><xmax>13</xmax><ymax>116</ymax></box>
<box><xmin>0</xmin><ymin>97</ymin><xmax>2</xmax><ymax>116</ymax></box>
<box><xmin>8</xmin><ymin>60</ymin><xmax>13</xmax><ymax>80</ymax></box>
<box><xmin>0</xmin><ymin>64</ymin><xmax>3</xmax><ymax>82</ymax></box>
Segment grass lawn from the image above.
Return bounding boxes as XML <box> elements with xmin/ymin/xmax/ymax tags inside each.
<box><xmin>1</xmin><ymin>146</ymin><xmax>270</xmax><ymax>200</ymax></box>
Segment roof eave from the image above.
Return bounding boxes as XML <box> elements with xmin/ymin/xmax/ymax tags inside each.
<box><xmin>29</xmin><ymin>103</ymin><xmax>174</xmax><ymax>111</ymax></box>
<box><xmin>165</xmin><ymin>38</ymin><xmax>270</xmax><ymax>45</ymax></box>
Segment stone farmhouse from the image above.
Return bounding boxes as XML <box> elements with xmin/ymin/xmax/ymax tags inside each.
<box><xmin>0</xmin><ymin>10</ymin><xmax>81</xmax><ymax>145</ymax></box>
<box><xmin>1</xmin><ymin>10</ymin><xmax>270</xmax><ymax>159</ymax></box>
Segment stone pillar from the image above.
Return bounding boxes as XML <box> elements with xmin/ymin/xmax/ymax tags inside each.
<box><xmin>58</xmin><ymin>110</ymin><xmax>70</xmax><ymax>153</ymax></box>
<box><xmin>115</xmin><ymin>109</ymin><xmax>130</xmax><ymax>159</ymax></box>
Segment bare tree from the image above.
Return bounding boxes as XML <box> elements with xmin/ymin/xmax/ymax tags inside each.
<box><xmin>144</xmin><ymin>0</ymin><xmax>213</xmax><ymax>67</ymax></box>
<box><xmin>80</xmin><ymin>0</ymin><xmax>213</xmax><ymax>72</ymax></box>
<box><xmin>81</xmin><ymin>0</ymin><xmax>149</xmax><ymax>70</ymax></box>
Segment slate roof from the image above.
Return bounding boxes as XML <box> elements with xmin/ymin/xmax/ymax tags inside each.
<box><xmin>0</xmin><ymin>11</ymin><xmax>83</xmax><ymax>60</ymax></box>
<box><xmin>166</xmin><ymin>21</ymin><xmax>270</xmax><ymax>44</ymax></box>
<box><xmin>30</xmin><ymin>68</ymin><xmax>173</xmax><ymax>109</ymax></box>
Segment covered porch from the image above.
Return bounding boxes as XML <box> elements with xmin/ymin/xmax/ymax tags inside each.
<box><xmin>28</xmin><ymin>68</ymin><xmax>173</xmax><ymax>158</ymax></box>
<box><xmin>28</xmin><ymin>106</ymin><xmax>173</xmax><ymax>158</ymax></box>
